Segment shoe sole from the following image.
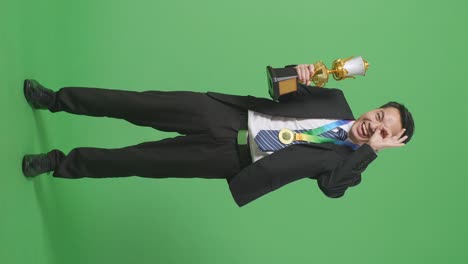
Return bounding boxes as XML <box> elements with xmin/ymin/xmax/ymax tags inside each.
<box><xmin>23</xmin><ymin>79</ymin><xmax>33</xmax><ymax>108</ymax></box>
<box><xmin>22</xmin><ymin>155</ymin><xmax>30</xmax><ymax>177</ymax></box>
<box><xmin>23</xmin><ymin>80</ymin><xmax>28</xmax><ymax>100</ymax></box>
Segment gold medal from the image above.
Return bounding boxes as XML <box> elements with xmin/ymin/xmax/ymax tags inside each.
<box><xmin>278</xmin><ymin>128</ymin><xmax>295</xmax><ymax>144</ymax></box>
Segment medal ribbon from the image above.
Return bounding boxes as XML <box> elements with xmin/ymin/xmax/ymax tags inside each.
<box><xmin>293</xmin><ymin>120</ymin><xmax>359</xmax><ymax>150</ymax></box>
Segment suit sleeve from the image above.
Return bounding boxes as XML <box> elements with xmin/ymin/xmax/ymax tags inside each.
<box><xmin>317</xmin><ymin>143</ymin><xmax>377</xmax><ymax>198</ymax></box>
<box><xmin>228</xmin><ymin>144</ymin><xmax>377</xmax><ymax>207</ymax></box>
<box><xmin>228</xmin><ymin>146</ymin><xmax>328</xmax><ymax>207</ymax></box>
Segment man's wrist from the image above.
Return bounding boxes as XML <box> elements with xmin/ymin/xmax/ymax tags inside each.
<box><xmin>366</xmin><ymin>143</ymin><xmax>380</xmax><ymax>153</ymax></box>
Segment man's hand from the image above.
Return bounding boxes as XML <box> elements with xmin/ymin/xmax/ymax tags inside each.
<box><xmin>367</xmin><ymin>126</ymin><xmax>408</xmax><ymax>152</ymax></box>
<box><xmin>294</xmin><ymin>64</ymin><xmax>315</xmax><ymax>86</ymax></box>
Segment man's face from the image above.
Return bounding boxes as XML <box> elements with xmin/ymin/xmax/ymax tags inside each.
<box><xmin>349</xmin><ymin>107</ymin><xmax>403</xmax><ymax>145</ymax></box>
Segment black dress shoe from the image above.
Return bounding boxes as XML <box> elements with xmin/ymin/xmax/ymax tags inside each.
<box><xmin>22</xmin><ymin>153</ymin><xmax>53</xmax><ymax>177</ymax></box>
<box><xmin>23</xmin><ymin>79</ymin><xmax>55</xmax><ymax>109</ymax></box>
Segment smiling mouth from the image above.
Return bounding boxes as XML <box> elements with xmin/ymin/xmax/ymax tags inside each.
<box><xmin>361</xmin><ymin>123</ymin><xmax>367</xmax><ymax>137</ymax></box>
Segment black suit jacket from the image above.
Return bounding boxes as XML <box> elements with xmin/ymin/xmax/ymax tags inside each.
<box><xmin>206</xmin><ymin>78</ymin><xmax>377</xmax><ymax>207</ymax></box>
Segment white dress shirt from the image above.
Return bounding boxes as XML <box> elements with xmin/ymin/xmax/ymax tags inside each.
<box><xmin>246</xmin><ymin>110</ymin><xmax>355</xmax><ymax>162</ymax></box>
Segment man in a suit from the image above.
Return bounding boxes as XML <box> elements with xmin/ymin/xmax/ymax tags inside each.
<box><xmin>22</xmin><ymin>64</ymin><xmax>414</xmax><ymax>207</ymax></box>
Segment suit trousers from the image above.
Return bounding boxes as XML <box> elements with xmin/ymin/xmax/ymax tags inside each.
<box><xmin>46</xmin><ymin>86</ymin><xmax>249</xmax><ymax>181</ymax></box>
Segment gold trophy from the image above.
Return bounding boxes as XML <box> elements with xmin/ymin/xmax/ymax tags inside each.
<box><xmin>267</xmin><ymin>56</ymin><xmax>370</xmax><ymax>101</ymax></box>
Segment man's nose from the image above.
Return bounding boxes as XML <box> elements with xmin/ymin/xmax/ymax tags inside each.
<box><xmin>369</xmin><ymin>122</ymin><xmax>380</xmax><ymax>133</ymax></box>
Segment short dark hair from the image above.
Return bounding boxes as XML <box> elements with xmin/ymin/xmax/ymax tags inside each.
<box><xmin>379</xmin><ymin>101</ymin><xmax>415</xmax><ymax>144</ymax></box>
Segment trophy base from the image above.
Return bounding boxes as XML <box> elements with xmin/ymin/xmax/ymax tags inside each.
<box><xmin>267</xmin><ymin>66</ymin><xmax>299</xmax><ymax>101</ymax></box>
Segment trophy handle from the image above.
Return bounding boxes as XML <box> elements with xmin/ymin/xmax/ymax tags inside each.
<box><xmin>333</xmin><ymin>75</ymin><xmax>355</xmax><ymax>81</ymax></box>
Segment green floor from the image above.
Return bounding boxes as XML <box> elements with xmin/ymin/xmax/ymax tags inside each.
<box><xmin>2</xmin><ymin>0</ymin><xmax>467</xmax><ymax>263</ymax></box>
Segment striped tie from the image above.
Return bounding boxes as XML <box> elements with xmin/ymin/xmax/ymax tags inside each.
<box><xmin>254</xmin><ymin>127</ymin><xmax>348</xmax><ymax>152</ymax></box>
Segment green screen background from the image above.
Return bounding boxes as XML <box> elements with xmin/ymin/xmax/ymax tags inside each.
<box><xmin>1</xmin><ymin>0</ymin><xmax>466</xmax><ymax>263</ymax></box>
